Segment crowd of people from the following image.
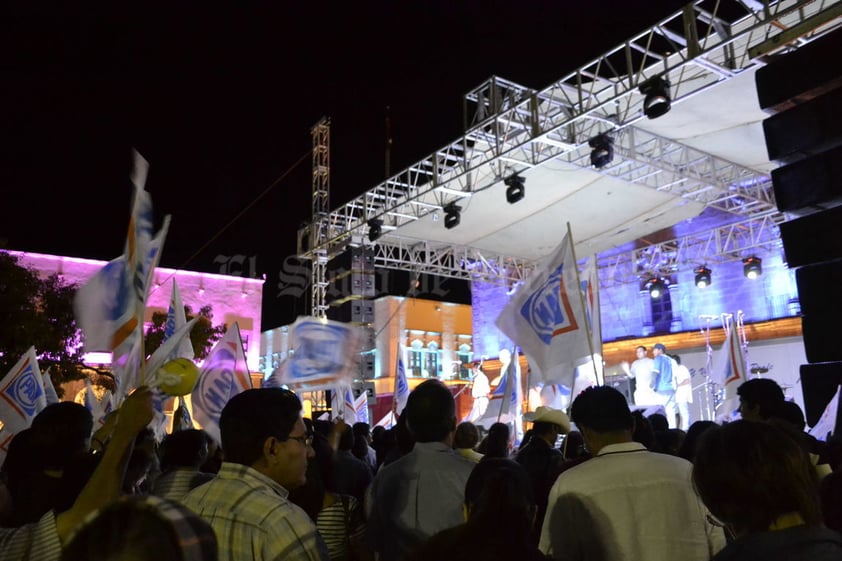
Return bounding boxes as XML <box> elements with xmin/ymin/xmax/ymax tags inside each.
<box><xmin>2</xmin><ymin>376</ymin><xmax>842</xmax><ymax>561</ymax></box>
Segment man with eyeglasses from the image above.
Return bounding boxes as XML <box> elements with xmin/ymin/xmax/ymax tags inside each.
<box><xmin>183</xmin><ymin>388</ymin><xmax>328</xmax><ymax>561</ymax></box>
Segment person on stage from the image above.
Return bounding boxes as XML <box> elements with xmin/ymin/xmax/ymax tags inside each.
<box><xmin>626</xmin><ymin>346</ymin><xmax>656</xmax><ymax>406</ymax></box>
<box><xmin>652</xmin><ymin>343</ymin><xmax>677</xmax><ymax>428</ymax></box>
<box><xmin>467</xmin><ymin>361</ymin><xmax>490</xmax><ymax>422</ymax></box>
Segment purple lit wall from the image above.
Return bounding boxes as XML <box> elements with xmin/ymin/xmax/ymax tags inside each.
<box><xmin>470</xmin><ymin>246</ymin><xmax>798</xmax><ymax>346</ymax></box>
<box><xmin>7</xmin><ymin>250</ymin><xmax>265</xmax><ymax>370</ymax></box>
<box><xmin>471</xmin><ymin>279</ymin><xmax>514</xmax><ymax>359</ymax></box>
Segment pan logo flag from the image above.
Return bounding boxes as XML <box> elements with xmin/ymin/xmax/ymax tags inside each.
<box><xmin>519</xmin><ymin>261</ymin><xmax>579</xmax><ymax>344</ymax></box>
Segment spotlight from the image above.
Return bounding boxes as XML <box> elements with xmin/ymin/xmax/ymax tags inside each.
<box><xmin>443</xmin><ymin>203</ymin><xmax>461</xmax><ymax>230</ymax></box>
<box><xmin>589</xmin><ymin>134</ymin><xmax>614</xmax><ymax>169</ymax></box>
<box><xmin>504</xmin><ymin>174</ymin><xmax>525</xmax><ymax>204</ymax></box>
<box><xmin>367</xmin><ymin>219</ymin><xmax>383</xmax><ymax>242</ymax></box>
<box><xmin>694</xmin><ymin>266</ymin><xmax>712</xmax><ymax>288</ymax></box>
<box><xmin>743</xmin><ymin>256</ymin><xmax>762</xmax><ymax>279</ymax></box>
<box><xmin>639</xmin><ymin>76</ymin><xmax>671</xmax><ymax>119</ymax></box>
<box><xmin>647</xmin><ymin>277</ymin><xmax>668</xmax><ymax>299</ymax></box>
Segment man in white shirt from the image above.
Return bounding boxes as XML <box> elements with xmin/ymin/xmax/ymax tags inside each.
<box><xmin>539</xmin><ymin>386</ymin><xmax>724</xmax><ymax>561</ymax></box>
<box><xmin>672</xmin><ymin>354</ymin><xmax>693</xmax><ymax>431</ymax></box>
<box><xmin>627</xmin><ymin>346</ymin><xmax>656</xmax><ymax>405</ymax></box>
<box><xmin>467</xmin><ymin>362</ymin><xmax>490</xmax><ymax>422</ymax></box>
<box><xmin>368</xmin><ymin>380</ymin><xmax>475</xmax><ymax>561</ymax></box>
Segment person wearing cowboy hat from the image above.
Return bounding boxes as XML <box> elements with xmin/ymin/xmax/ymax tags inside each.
<box><xmin>515</xmin><ymin>406</ymin><xmax>571</xmax><ymax>546</ymax></box>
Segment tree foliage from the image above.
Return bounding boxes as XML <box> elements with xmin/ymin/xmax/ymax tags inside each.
<box><xmin>144</xmin><ymin>305</ymin><xmax>226</xmax><ymax>360</ymax></box>
<box><xmin>0</xmin><ymin>253</ymin><xmax>85</xmax><ymax>395</ymax></box>
<box><xmin>0</xmin><ymin>253</ymin><xmax>228</xmax><ymax>399</ymax></box>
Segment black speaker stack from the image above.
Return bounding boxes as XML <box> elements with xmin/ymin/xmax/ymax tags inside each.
<box><xmin>756</xmin><ymin>27</ymin><xmax>842</xmax><ymax>433</ymax></box>
<box><xmin>327</xmin><ymin>246</ymin><xmax>376</xmax><ymax>378</ymax></box>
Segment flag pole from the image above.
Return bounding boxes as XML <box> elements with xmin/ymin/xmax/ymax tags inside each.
<box><xmin>566</xmin><ymin>222</ymin><xmax>601</xmax><ymax>386</ymax></box>
<box><xmin>592</xmin><ymin>252</ymin><xmax>603</xmax><ymax>365</ymax></box>
<box><xmin>139</xmin><ymin>215</ymin><xmax>171</xmax><ymax>387</ymax></box>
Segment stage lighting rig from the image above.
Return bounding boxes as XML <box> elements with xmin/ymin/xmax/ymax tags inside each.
<box><xmin>504</xmin><ymin>174</ymin><xmax>525</xmax><ymax>204</ymax></box>
<box><xmin>367</xmin><ymin>219</ymin><xmax>383</xmax><ymax>242</ymax></box>
<box><xmin>694</xmin><ymin>266</ymin><xmax>712</xmax><ymax>288</ymax></box>
<box><xmin>589</xmin><ymin>134</ymin><xmax>614</xmax><ymax>169</ymax></box>
<box><xmin>639</xmin><ymin>76</ymin><xmax>671</xmax><ymax>119</ymax></box>
<box><xmin>443</xmin><ymin>203</ymin><xmax>462</xmax><ymax>230</ymax></box>
<box><xmin>743</xmin><ymin>256</ymin><xmax>763</xmax><ymax>279</ymax></box>
<box><xmin>647</xmin><ymin>277</ymin><xmax>668</xmax><ymax>299</ymax></box>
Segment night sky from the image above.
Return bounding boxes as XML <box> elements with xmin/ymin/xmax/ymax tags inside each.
<box><xmin>1</xmin><ymin>1</ymin><xmax>682</xmax><ymax>328</ymax></box>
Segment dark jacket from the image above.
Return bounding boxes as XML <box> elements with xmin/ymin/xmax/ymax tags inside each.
<box><xmin>514</xmin><ymin>436</ymin><xmax>564</xmax><ymax>541</ymax></box>
<box><xmin>713</xmin><ymin>526</ymin><xmax>842</xmax><ymax>561</ymax></box>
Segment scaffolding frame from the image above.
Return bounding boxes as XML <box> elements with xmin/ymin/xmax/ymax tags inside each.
<box><xmin>298</xmin><ymin>0</ymin><xmax>841</xmax><ymax>287</ymax></box>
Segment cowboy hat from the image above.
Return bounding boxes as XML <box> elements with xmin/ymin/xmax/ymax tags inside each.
<box><xmin>523</xmin><ymin>406</ymin><xmax>570</xmax><ymax>433</ymax></box>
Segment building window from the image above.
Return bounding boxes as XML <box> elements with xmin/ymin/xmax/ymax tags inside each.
<box><xmin>457</xmin><ymin>343</ymin><xmax>473</xmax><ymax>380</ymax></box>
<box><xmin>651</xmin><ymin>288</ymin><xmax>674</xmax><ymax>334</ymax></box>
<box><xmin>426</xmin><ymin>342</ymin><xmax>440</xmax><ymax>378</ymax></box>
<box><xmin>409</xmin><ymin>339</ymin><xmax>424</xmax><ymax>377</ymax></box>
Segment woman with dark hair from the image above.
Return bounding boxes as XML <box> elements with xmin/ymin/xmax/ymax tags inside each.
<box><xmin>478</xmin><ymin>422</ymin><xmax>511</xmax><ymax>459</ymax></box>
<box><xmin>693</xmin><ymin>420</ymin><xmax>842</xmax><ymax>559</ymax></box>
<box><xmin>406</xmin><ymin>459</ymin><xmax>549</xmax><ymax>561</ymax></box>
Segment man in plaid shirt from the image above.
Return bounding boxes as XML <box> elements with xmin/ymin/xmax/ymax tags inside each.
<box><xmin>183</xmin><ymin>388</ymin><xmax>328</xmax><ymax>561</ymax></box>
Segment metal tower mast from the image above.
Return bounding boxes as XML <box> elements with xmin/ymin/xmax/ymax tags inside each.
<box><xmin>310</xmin><ymin>118</ymin><xmax>330</xmax><ymax>318</ymax></box>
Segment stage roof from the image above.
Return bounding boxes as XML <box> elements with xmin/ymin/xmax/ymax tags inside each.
<box><xmin>300</xmin><ymin>0</ymin><xmax>842</xmax><ymax>297</ymax></box>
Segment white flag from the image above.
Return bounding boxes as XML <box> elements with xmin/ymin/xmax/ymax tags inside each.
<box><xmin>74</xmin><ymin>181</ymin><xmax>168</xmax><ymax>357</ymax></box>
<box><xmin>375</xmin><ymin>410</ymin><xmax>396</xmax><ymax>429</ymax></box>
<box><xmin>42</xmin><ymin>368</ymin><xmax>60</xmax><ymax>407</ymax></box>
<box><xmin>190</xmin><ymin>323</ymin><xmax>252</xmax><ymax>444</ymax></box>
<box><xmin>392</xmin><ymin>345</ymin><xmax>409</xmax><ymax>416</ymax></box>
<box><xmin>164</xmin><ymin>279</ymin><xmax>195</xmax><ymax>361</ymax></box>
<box><xmin>712</xmin><ymin>321</ymin><xmax>748</xmax><ymax>420</ymax></box>
<box><xmin>83</xmin><ymin>377</ymin><xmax>113</xmax><ymax>429</ymax></box>
<box><xmin>354</xmin><ymin>392</ymin><xmax>370</xmax><ymax>424</ymax></box>
<box><xmin>331</xmin><ymin>385</ymin><xmax>356</xmax><ymax>422</ymax></box>
<box><xmin>496</xmin><ymin>232</ymin><xmax>590</xmax><ymax>389</ymax></box>
<box><xmin>582</xmin><ymin>255</ymin><xmax>602</xmax><ymax>358</ymax></box>
<box><xmin>495</xmin><ymin>349</ymin><xmax>519</xmax><ymax>419</ymax></box>
<box><xmin>809</xmin><ymin>388</ymin><xmax>840</xmax><ymax>441</ymax></box>
<box><xmin>275</xmin><ymin>317</ymin><xmax>364</xmax><ymax>391</ymax></box>
<box><xmin>0</xmin><ymin>347</ymin><xmax>46</xmax><ymax>436</ymax></box>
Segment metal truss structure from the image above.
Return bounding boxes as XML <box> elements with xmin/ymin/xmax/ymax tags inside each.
<box><xmin>310</xmin><ymin>118</ymin><xmax>331</xmax><ymax>317</ymax></box>
<box><xmin>372</xmin><ymin>237</ymin><xmax>536</xmax><ymax>284</ymax></box>
<box><xmin>365</xmin><ymin>211</ymin><xmax>785</xmax><ymax>287</ymax></box>
<box><xmin>561</xmin><ymin>126</ymin><xmax>778</xmax><ymax>218</ymax></box>
<box><xmin>298</xmin><ymin>0</ymin><xmax>842</xmax><ymax>287</ymax></box>
<box><xmin>599</xmin><ymin>212</ymin><xmax>786</xmax><ymax>287</ymax></box>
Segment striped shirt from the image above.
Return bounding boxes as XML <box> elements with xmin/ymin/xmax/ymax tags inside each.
<box><xmin>152</xmin><ymin>469</ymin><xmax>215</xmax><ymax>502</ymax></box>
<box><xmin>316</xmin><ymin>495</ymin><xmax>367</xmax><ymax>561</ymax></box>
<box><xmin>182</xmin><ymin>462</ymin><xmax>329</xmax><ymax>561</ymax></box>
<box><xmin>0</xmin><ymin>510</ymin><xmax>62</xmax><ymax>561</ymax></box>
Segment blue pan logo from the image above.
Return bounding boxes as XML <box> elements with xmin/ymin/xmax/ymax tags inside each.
<box><xmin>519</xmin><ymin>263</ymin><xmax>578</xmax><ymax>345</ymax></box>
<box><xmin>7</xmin><ymin>364</ymin><xmax>43</xmax><ymax>417</ymax></box>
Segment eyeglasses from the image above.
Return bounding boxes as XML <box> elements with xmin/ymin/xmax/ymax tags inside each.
<box><xmin>285</xmin><ymin>434</ymin><xmax>313</xmax><ymax>448</ymax></box>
